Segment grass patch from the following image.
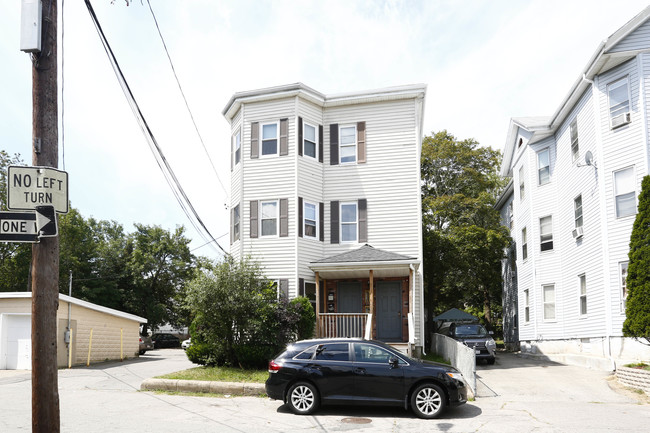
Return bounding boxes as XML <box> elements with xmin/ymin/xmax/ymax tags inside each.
<box><xmin>624</xmin><ymin>362</ymin><xmax>650</xmax><ymax>371</ymax></box>
<box><xmin>157</xmin><ymin>366</ymin><xmax>268</xmax><ymax>383</ymax></box>
<box><xmin>420</xmin><ymin>353</ymin><xmax>451</xmax><ymax>365</ymax></box>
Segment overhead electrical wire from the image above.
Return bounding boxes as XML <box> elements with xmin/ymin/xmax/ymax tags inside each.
<box><xmin>84</xmin><ymin>0</ymin><xmax>226</xmax><ymax>255</ymax></box>
<box><xmin>145</xmin><ymin>0</ymin><xmax>229</xmax><ymax>204</ymax></box>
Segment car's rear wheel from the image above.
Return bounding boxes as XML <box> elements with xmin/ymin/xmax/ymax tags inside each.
<box><xmin>487</xmin><ymin>357</ymin><xmax>496</xmax><ymax>365</ymax></box>
<box><xmin>411</xmin><ymin>383</ymin><xmax>445</xmax><ymax>419</ymax></box>
<box><xmin>287</xmin><ymin>382</ymin><xmax>319</xmax><ymax>415</ymax></box>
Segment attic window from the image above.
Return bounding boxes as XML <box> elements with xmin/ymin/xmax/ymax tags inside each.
<box><xmin>518</xmin><ymin>138</ymin><xmax>523</xmax><ymax>148</ymax></box>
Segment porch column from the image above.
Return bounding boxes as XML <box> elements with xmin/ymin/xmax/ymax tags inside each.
<box><xmin>315</xmin><ymin>272</ymin><xmax>320</xmax><ymax>337</ymax></box>
<box><xmin>369</xmin><ymin>270</ymin><xmax>374</xmax><ymax>339</ymax></box>
<box><xmin>409</xmin><ymin>267</ymin><xmax>414</xmax><ymax>316</ymax></box>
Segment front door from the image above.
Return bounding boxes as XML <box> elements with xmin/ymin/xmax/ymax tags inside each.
<box><xmin>376</xmin><ymin>281</ymin><xmax>402</xmax><ymax>341</ymax></box>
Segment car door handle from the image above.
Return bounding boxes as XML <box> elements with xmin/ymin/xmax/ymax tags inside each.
<box><xmin>354</xmin><ymin>368</ymin><xmax>366</xmax><ymax>375</ymax></box>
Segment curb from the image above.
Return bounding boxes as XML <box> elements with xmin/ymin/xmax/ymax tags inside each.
<box><xmin>141</xmin><ymin>378</ymin><xmax>266</xmax><ymax>396</ymax></box>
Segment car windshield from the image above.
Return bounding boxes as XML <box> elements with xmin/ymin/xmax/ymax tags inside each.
<box><xmin>453</xmin><ymin>325</ymin><xmax>488</xmax><ymax>337</ymax></box>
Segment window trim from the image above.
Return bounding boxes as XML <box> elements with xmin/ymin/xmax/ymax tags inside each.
<box><xmin>578</xmin><ymin>274</ymin><xmax>587</xmax><ymax>317</ymax></box>
<box><xmin>607</xmin><ymin>76</ymin><xmax>631</xmax><ymax>127</ymax></box>
<box><xmin>303</xmin><ymin>121</ymin><xmax>318</xmax><ymax>160</ymax></box>
<box><xmin>260</xmin><ymin>199</ymin><xmax>279</xmax><ymax>237</ymax></box>
<box><xmin>613</xmin><ymin>166</ymin><xmax>637</xmax><ymax>218</ymax></box>
<box><xmin>233</xmin><ymin>129</ymin><xmax>241</xmax><ymax>165</ymax></box>
<box><xmin>233</xmin><ymin>204</ymin><xmax>240</xmax><ymax>242</ymax></box>
<box><xmin>537</xmin><ymin>148</ymin><xmax>551</xmax><ymax>186</ymax></box>
<box><xmin>524</xmin><ymin>289</ymin><xmax>530</xmax><ymax>323</ymax></box>
<box><xmin>574</xmin><ymin>194</ymin><xmax>583</xmax><ymax>229</ymax></box>
<box><xmin>303</xmin><ymin>200</ymin><xmax>318</xmax><ymax>240</ymax></box>
<box><xmin>519</xmin><ymin>166</ymin><xmax>525</xmax><ymax>201</ymax></box>
<box><xmin>570</xmin><ymin>119</ymin><xmax>579</xmax><ymax>162</ymax></box>
<box><xmin>260</xmin><ymin>121</ymin><xmax>279</xmax><ymax>157</ymax></box>
<box><xmin>340</xmin><ymin>201</ymin><xmax>358</xmax><ymax>243</ymax></box>
<box><xmin>539</xmin><ymin>215</ymin><xmax>553</xmax><ymax>252</ymax></box>
<box><xmin>542</xmin><ymin>284</ymin><xmax>556</xmax><ymax>322</ymax></box>
<box><xmin>339</xmin><ymin>124</ymin><xmax>357</xmax><ymax>165</ymax></box>
<box><xmin>521</xmin><ymin>227</ymin><xmax>528</xmax><ymax>261</ymax></box>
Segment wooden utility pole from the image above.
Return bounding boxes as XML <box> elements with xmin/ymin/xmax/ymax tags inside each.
<box><xmin>31</xmin><ymin>0</ymin><xmax>60</xmax><ymax>431</ymax></box>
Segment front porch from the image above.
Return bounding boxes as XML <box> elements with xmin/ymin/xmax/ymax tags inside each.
<box><xmin>309</xmin><ymin>245</ymin><xmax>420</xmax><ymax>348</ymax></box>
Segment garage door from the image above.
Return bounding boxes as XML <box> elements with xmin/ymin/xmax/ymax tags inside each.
<box><xmin>2</xmin><ymin>315</ymin><xmax>31</xmax><ymax>370</ymax></box>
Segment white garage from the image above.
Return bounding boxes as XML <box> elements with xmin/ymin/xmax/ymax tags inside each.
<box><xmin>0</xmin><ymin>314</ymin><xmax>31</xmax><ymax>370</ymax></box>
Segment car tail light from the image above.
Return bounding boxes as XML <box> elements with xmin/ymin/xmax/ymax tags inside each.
<box><xmin>268</xmin><ymin>360</ymin><xmax>282</xmax><ymax>373</ymax></box>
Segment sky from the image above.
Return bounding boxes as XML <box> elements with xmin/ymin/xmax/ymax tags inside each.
<box><xmin>1</xmin><ymin>0</ymin><xmax>649</xmax><ymax>260</ymax></box>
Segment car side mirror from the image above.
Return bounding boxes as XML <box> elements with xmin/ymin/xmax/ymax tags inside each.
<box><xmin>389</xmin><ymin>356</ymin><xmax>399</xmax><ymax>368</ymax></box>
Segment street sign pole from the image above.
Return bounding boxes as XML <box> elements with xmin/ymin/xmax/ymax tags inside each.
<box><xmin>30</xmin><ymin>0</ymin><xmax>60</xmax><ymax>431</ymax></box>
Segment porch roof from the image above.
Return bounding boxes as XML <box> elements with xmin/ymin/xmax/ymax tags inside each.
<box><xmin>309</xmin><ymin>244</ymin><xmax>420</xmax><ymax>279</ymax></box>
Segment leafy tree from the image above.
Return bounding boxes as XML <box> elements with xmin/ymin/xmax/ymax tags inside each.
<box><xmin>421</xmin><ymin>131</ymin><xmax>510</xmax><ymax>339</ymax></box>
<box><xmin>623</xmin><ymin>175</ymin><xmax>650</xmax><ymax>344</ymax></box>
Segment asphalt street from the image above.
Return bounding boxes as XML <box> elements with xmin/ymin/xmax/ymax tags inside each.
<box><xmin>0</xmin><ymin>349</ymin><xmax>648</xmax><ymax>432</ymax></box>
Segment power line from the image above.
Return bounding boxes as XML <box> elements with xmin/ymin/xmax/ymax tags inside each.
<box><xmin>84</xmin><ymin>0</ymin><xmax>226</xmax><ymax>256</ymax></box>
<box><xmin>146</xmin><ymin>0</ymin><xmax>229</xmax><ymax>204</ymax></box>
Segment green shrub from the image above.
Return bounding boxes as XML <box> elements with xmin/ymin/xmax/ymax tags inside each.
<box><xmin>185</xmin><ymin>342</ymin><xmax>225</xmax><ymax>366</ymax></box>
<box><xmin>233</xmin><ymin>344</ymin><xmax>277</xmax><ymax>369</ymax></box>
<box><xmin>291</xmin><ymin>296</ymin><xmax>316</xmax><ymax>340</ymax></box>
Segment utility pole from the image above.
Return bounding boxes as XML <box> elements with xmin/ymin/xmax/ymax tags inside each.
<box><xmin>31</xmin><ymin>0</ymin><xmax>60</xmax><ymax>431</ymax></box>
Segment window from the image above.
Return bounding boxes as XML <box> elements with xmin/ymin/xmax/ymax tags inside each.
<box><xmin>233</xmin><ymin>204</ymin><xmax>240</xmax><ymax>242</ymax></box>
<box><xmin>519</xmin><ymin>166</ymin><xmax>525</xmax><ymax>200</ymax></box>
<box><xmin>614</xmin><ymin>167</ymin><xmax>636</xmax><ymax>218</ymax></box>
<box><xmin>303</xmin><ymin>122</ymin><xmax>317</xmax><ymax>159</ymax></box>
<box><xmin>303</xmin><ymin>282</ymin><xmax>316</xmax><ymax>312</ymax></box>
<box><xmin>260</xmin><ymin>200</ymin><xmax>278</xmax><ymax>236</ymax></box>
<box><xmin>570</xmin><ymin>119</ymin><xmax>579</xmax><ymax>162</ymax></box>
<box><xmin>579</xmin><ymin>274</ymin><xmax>587</xmax><ymax>316</ymax></box>
<box><xmin>574</xmin><ymin>195</ymin><xmax>583</xmax><ymax>229</ymax></box>
<box><xmin>521</xmin><ymin>227</ymin><xmax>528</xmax><ymax>261</ymax></box>
<box><xmin>540</xmin><ymin>216</ymin><xmax>553</xmax><ymax>251</ymax></box>
<box><xmin>524</xmin><ymin>289</ymin><xmax>530</xmax><ymax>323</ymax></box>
<box><xmin>620</xmin><ymin>261</ymin><xmax>628</xmax><ymax>311</ymax></box>
<box><xmin>508</xmin><ymin>202</ymin><xmax>514</xmax><ymax>229</ymax></box>
<box><xmin>261</xmin><ymin>122</ymin><xmax>278</xmax><ymax>156</ymax></box>
<box><xmin>538</xmin><ymin>148</ymin><xmax>550</xmax><ymax>185</ymax></box>
<box><xmin>340</xmin><ymin>202</ymin><xmax>358</xmax><ymax>242</ymax></box>
<box><xmin>234</xmin><ymin>130</ymin><xmax>241</xmax><ymax>165</ymax></box>
<box><xmin>339</xmin><ymin>125</ymin><xmax>357</xmax><ymax>164</ymax></box>
<box><xmin>354</xmin><ymin>343</ymin><xmax>403</xmax><ymax>364</ymax></box>
<box><xmin>314</xmin><ymin>343</ymin><xmax>349</xmax><ymax>361</ymax></box>
<box><xmin>608</xmin><ymin>77</ymin><xmax>630</xmax><ymax>126</ymax></box>
<box><xmin>303</xmin><ymin>201</ymin><xmax>318</xmax><ymax>239</ymax></box>
<box><xmin>543</xmin><ymin>284</ymin><xmax>555</xmax><ymax>321</ymax></box>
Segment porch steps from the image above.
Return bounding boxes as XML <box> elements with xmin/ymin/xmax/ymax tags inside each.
<box><xmin>388</xmin><ymin>343</ymin><xmax>410</xmax><ymax>356</ymax></box>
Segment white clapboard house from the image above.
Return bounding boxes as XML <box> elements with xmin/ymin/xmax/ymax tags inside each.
<box><xmin>496</xmin><ymin>6</ymin><xmax>650</xmax><ymax>369</ymax></box>
<box><xmin>223</xmin><ymin>83</ymin><xmax>427</xmax><ymax>355</ymax></box>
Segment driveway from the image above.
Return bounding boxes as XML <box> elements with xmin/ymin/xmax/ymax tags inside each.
<box><xmin>1</xmin><ymin>349</ymin><xmax>648</xmax><ymax>432</ymax></box>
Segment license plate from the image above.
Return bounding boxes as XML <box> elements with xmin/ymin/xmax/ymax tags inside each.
<box><xmin>475</xmin><ymin>349</ymin><xmax>481</xmax><ymax>355</ymax></box>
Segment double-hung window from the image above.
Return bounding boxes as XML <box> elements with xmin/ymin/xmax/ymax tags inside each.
<box><xmin>620</xmin><ymin>261</ymin><xmax>629</xmax><ymax>311</ymax></box>
<box><xmin>340</xmin><ymin>202</ymin><xmax>358</xmax><ymax>242</ymax></box>
<box><xmin>543</xmin><ymin>284</ymin><xmax>555</xmax><ymax>321</ymax></box>
<box><xmin>574</xmin><ymin>195</ymin><xmax>583</xmax><ymax>229</ymax></box>
<box><xmin>339</xmin><ymin>125</ymin><xmax>357</xmax><ymax>164</ymax></box>
<box><xmin>614</xmin><ymin>167</ymin><xmax>636</xmax><ymax>218</ymax></box>
<box><xmin>521</xmin><ymin>227</ymin><xmax>528</xmax><ymax>261</ymax></box>
<box><xmin>524</xmin><ymin>289</ymin><xmax>530</xmax><ymax>323</ymax></box>
<box><xmin>519</xmin><ymin>166</ymin><xmax>525</xmax><ymax>200</ymax></box>
<box><xmin>303</xmin><ymin>122</ymin><xmax>317</xmax><ymax>159</ymax></box>
<box><xmin>233</xmin><ymin>204</ymin><xmax>240</xmax><ymax>242</ymax></box>
<box><xmin>579</xmin><ymin>274</ymin><xmax>587</xmax><ymax>316</ymax></box>
<box><xmin>570</xmin><ymin>119</ymin><xmax>579</xmax><ymax>162</ymax></box>
<box><xmin>234</xmin><ymin>130</ymin><xmax>241</xmax><ymax>165</ymax></box>
<box><xmin>508</xmin><ymin>202</ymin><xmax>514</xmax><ymax>229</ymax></box>
<box><xmin>608</xmin><ymin>77</ymin><xmax>630</xmax><ymax>127</ymax></box>
<box><xmin>540</xmin><ymin>216</ymin><xmax>553</xmax><ymax>251</ymax></box>
<box><xmin>260</xmin><ymin>200</ymin><xmax>278</xmax><ymax>236</ymax></box>
<box><xmin>303</xmin><ymin>201</ymin><xmax>318</xmax><ymax>239</ymax></box>
<box><xmin>261</xmin><ymin>122</ymin><xmax>278</xmax><ymax>156</ymax></box>
<box><xmin>538</xmin><ymin>148</ymin><xmax>550</xmax><ymax>185</ymax></box>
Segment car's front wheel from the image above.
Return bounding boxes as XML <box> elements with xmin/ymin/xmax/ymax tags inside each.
<box><xmin>411</xmin><ymin>383</ymin><xmax>446</xmax><ymax>419</ymax></box>
<box><xmin>287</xmin><ymin>382</ymin><xmax>319</xmax><ymax>415</ymax></box>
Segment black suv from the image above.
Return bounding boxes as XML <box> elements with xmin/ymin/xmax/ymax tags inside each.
<box><xmin>438</xmin><ymin>323</ymin><xmax>496</xmax><ymax>364</ymax></box>
<box><xmin>151</xmin><ymin>333</ymin><xmax>180</xmax><ymax>349</ymax></box>
<box><xmin>266</xmin><ymin>338</ymin><xmax>467</xmax><ymax>419</ymax></box>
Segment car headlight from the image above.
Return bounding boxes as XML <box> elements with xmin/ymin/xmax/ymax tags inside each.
<box><xmin>446</xmin><ymin>371</ymin><xmax>465</xmax><ymax>382</ymax></box>
<box><xmin>486</xmin><ymin>338</ymin><xmax>496</xmax><ymax>351</ymax></box>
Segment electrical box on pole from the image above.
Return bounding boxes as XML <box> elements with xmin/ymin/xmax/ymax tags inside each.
<box><xmin>20</xmin><ymin>0</ymin><xmax>42</xmax><ymax>53</ymax></box>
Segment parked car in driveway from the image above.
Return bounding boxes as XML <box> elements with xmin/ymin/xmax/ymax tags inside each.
<box><xmin>266</xmin><ymin>338</ymin><xmax>467</xmax><ymax>419</ymax></box>
<box><xmin>151</xmin><ymin>333</ymin><xmax>181</xmax><ymax>349</ymax></box>
<box><xmin>437</xmin><ymin>323</ymin><xmax>496</xmax><ymax>364</ymax></box>
<box><xmin>139</xmin><ymin>335</ymin><xmax>154</xmax><ymax>355</ymax></box>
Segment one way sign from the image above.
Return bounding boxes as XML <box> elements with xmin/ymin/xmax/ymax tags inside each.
<box><xmin>0</xmin><ymin>206</ymin><xmax>58</xmax><ymax>243</ymax></box>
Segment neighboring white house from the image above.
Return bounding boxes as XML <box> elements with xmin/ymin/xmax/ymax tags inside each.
<box><xmin>497</xmin><ymin>6</ymin><xmax>650</xmax><ymax>370</ymax></box>
<box><xmin>222</xmin><ymin>83</ymin><xmax>427</xmax><ymax>354</ymax></box>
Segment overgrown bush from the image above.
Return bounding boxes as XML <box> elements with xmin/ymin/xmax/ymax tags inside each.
<box><xmin>291</xmin><ymin>296</ymin><xmax>316</xmax><ymax>340</ymax></box>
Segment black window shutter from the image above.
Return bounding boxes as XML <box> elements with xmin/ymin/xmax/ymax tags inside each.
<box><xmin>319</xmin><ymin>202</ymin><xmax>324</xmax><ymax>242</ymax></box>
<box><xmin>299</xmin><ymin>278</ymin><xmax>305</xmax><ymax>296</ymax></box>
<box><xmin>298</xmin><ymin>197</ymin><xmax>303</xmax><ymax>238</ymax></box>
<box><xmin>280</xmin><ymin>118</ymin><xmax>288</xmax><ymax>156</ymax></box>
<box><xmin>298</xmin><ymin>117</ymin><xmax>303</xmax><ymax>157</ymax></box>
<box><xmin>251</xmin><ymin>122</ymin><xmax>259</xmax><ymax>159</ymax></box>
<box><xmin>250</xmin><ymin>200</ymin><xmax>258</xmax><ymax>238</ymax></box>
<box><xmin>330</xmin><ymin>200</ymin><xmax>339</xmax><ymax>244</ymax></box>
<box><xmin>330</xmin><ymin>124</ymin><xmax>339</xmax><ymax>165</ymax></box>
<box><xmin>280</xmin><ymin>198</ymin><xmax>289</xmax><ymax>237</ymax></box>
<box><xmin>358</xmin><ymin>199</ymin><xmax>367</xmax><ymax>243</ymax></box>
<box><xmin>318</xmin><ymin>125</ymin><xmax>323</xmax><ymax>163</ymax></box>
<box><xmin>279</xmin><ymin>279</ymin><xmax>289</xmax><ymax>298</ymax></box>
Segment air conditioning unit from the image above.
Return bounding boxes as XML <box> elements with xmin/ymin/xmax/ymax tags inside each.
<box><xmin>611</xmin><ymin>112</ymin><xmax>631</xmax><ymax>129</ymax></box>
<box><xmin>572</xmin><ymin>226</ymin><xmax>584</xmax><ymax>239</ymax></box>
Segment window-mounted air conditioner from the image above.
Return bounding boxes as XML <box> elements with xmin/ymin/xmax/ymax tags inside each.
<box><xmin>572</xmin><ymin>226</ymin><xmax>584</xmax><ymax>239</ymax></box>
<box><xmin>611</xmin><ymin>112</ymin><xmax>631</xmax><ymax>129</ymax></box>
